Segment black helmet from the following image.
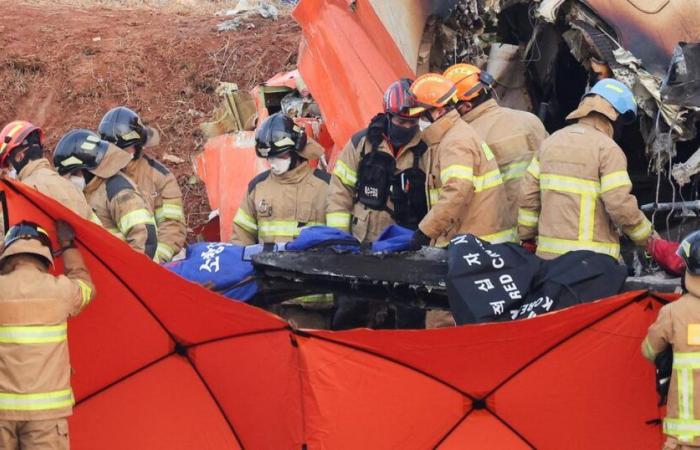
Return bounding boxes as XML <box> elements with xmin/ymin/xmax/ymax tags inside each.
<box><xmin>53</xmin><ymin>129</ymin><xmax>109</xmax><ymax>176</ymax></box>
<box><xmin>98</xmin><ymin>106</ymin><xmax>150</xmax><ymax>149</ymax></box>
<box><xmin>255</xmin><ymin>112</ymin><xmax>306</xmax><ymax>158</ymax></box>
<box><xmin>678</xmin><ymin>231</ymin><xmax>700</xmax><ymax>275</ymax></box>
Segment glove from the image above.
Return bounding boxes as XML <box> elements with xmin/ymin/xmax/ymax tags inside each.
<box><xmin>408</xmin><ymin>229</ymin><xmax>431</xmax><ymax>251</ymax></box>
<box><xmin>55</xmin><ymin>220</ymin><xmax>76</xmax><ymax>249</ymax></box>
<box><xmin>521</xmin><ymin>239</ymin><xmax>537</xmax><ymax>254</ymax></box>
<box><xmin>647</xmin><ymin>236</ymin><xmax>684</xmax><ymax>276</ymax></box>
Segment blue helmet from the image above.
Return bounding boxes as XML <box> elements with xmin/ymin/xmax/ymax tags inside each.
<box><xmin>588</xmin><ymin>78</ymin><xmax>637</xmax><ymax>122</ymax></box>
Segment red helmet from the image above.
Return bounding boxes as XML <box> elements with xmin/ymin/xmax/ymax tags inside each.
<box><xmin>0</xmin><ymin>121</ymin><xmax>44</xmax><ymax>167</ymax></box>
<box><xmin>383</xmin><ymin>78</ymin><xmax>419</xmax><ymax>118</ymax></box>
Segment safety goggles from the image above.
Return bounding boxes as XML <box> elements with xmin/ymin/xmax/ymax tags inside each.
<box><xmin>4</xmin><ymin>222</ymin><xmax>52</xmax><ymax>250</ymax></box>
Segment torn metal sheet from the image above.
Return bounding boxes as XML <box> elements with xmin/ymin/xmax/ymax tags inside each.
<box><xmin>662</xmin><ymin>42</ymin><xmax>700</xmax><ymax>108</ymax></box>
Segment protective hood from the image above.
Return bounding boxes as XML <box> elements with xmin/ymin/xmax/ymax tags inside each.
<box><xmin>90</xmin><ymin>144</ymin><xmax>134</xmax><ymax>179</ymax></box>
<box><xmin>0</xmin><ymin>238</ymin><xmax>53</xmax><ymax>267</ymax></box>
<box><xmin>566</xmin><ymin>95</ymin><xmax>620</xmax><ymax>122</ymax></box>
<box><xmin>144</xmin><ymin>126</ymin><xmax>160</xmax><ymax>148</ymax></box>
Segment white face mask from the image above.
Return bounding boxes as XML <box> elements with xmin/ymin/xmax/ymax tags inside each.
<box><xmin>6</xmin><ymin>168</ymin><xmax>17</xmax><ymax>180</ymax></box>
<box><xmin>70</xmin><ymin>176</ymin><xmax>86</xmax><ymax>191</ymax></box>
<box><xmin>269</xmin><ymin>157</ymin><xmax>292</xmax><ymax>175</ymax></box>
<box><xmin>418</xmin><ymin>118</ymin><xmax>431</xmax><ymax>132</ymax></box>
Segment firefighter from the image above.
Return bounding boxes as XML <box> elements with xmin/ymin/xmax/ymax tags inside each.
<box><xmin>230</xmin><ymin>112</ymin><xmax>329</xmax><ymax>245</ymax></box>
<box><xmin>326</xmin><ymin>78</ymin><xmax>429</xmax><ymax>242</ymax></box>
<box><xmin>0</xmin><ymin>121</ymin><xmax>100</xmax><ymax>226</ymax></box>
<box><xmin>518</xmin><ymin>78</ymin><xmax>653</xmax><ymax>259</ymax></box>
<box><xmin>407</xmin><ymin>73</ymin><xmax>512</xmax><ymax>250</ymax></box>
<box><xmin>643</xmin><ymin>230</ymin><xmax>700</xmax><ymax>450</ymax></box>
<box><xmin>0</xmin><ymin>220</ymin><xmax>94</xmax><ymax>450</ymax></box>
<box><xmin>443</xmin><ymin>64</ymin><xmax>548</xmax><ymax>227</ymax></box>
<box><xmin>98</xmin><ymin>107</ymin><xmax>186</xmax><ymax>263</ymax></box>
<box><xmin>53</xmin><ymin>129</ymin><xmax>158</xmax><ymax>259</ymax></box>
<box><xmin>231</xmin><ymin>112</ymin><xmax>330</xmax><ymax>328</ymax></box>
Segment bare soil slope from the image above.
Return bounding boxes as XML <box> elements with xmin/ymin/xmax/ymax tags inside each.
<box><xmin>0</xmin><ymin>1</ymin><xmax>300</xmax><ymax>230</ymax></box>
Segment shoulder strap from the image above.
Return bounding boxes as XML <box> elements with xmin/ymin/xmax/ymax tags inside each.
<box><xmin>411</xmin><ymin>141</ymin><xmax>428</xmax><ymax>169</ymax></box>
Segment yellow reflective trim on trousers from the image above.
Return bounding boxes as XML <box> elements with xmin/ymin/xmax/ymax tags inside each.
<box><xmin>0</xmin><ymin>324</ymin><xmax>67</xmax><ymax>344</ymax></box>
<box><xmin>578</xmin><ymin>193</ymin><xmax>595</xmax><ymax>241</ymax></box>
<box><xmin>0</xmin><ymin>388</ymin><xmax>74</xmax><ymax>411</ymax></box>
<box><xmin>527</xmin><ymin>158</ymin><xmax>540</xmax><ymax>179</ymax></box>
<box><xmin>600</xmin><ymin>170</ymin><xmax>632</xmax><ymax>193</ymax></box>
<box><xmin>440</xmin><ymin>165</ymin><xmax>474</xmax><ymax>184</ymax></box>
<box><xmin>481</xmin><ymin>142</ymin><xmax>495</xmax><ymax>161</ymax></box>
<box><xmin>118</xmin><ymin>209</ymin><xmax>156</xmax><ymax>234</ymax></box>
<box><xmin>89</xmin><ymin>212</ymin><xmax>102</xmax><ymax>226</ymax></box>
<box><xmin>155</xmin><ymin>203</ymin><xmax>185</xmax><ymax>223</ymax></box>
<box><xmin>517</xmin><ymin>208</ymin><xmax>539</xmax><ymax>228</ymax></box>
<box><xmin>537</xmin><ymin>236</ymin><xmax>620</xmax><ymax>258</ymax></box>
<box><xmin>77</xmin><ymin>279</ymin><xmax>92</xmax><ymax>308</ymax></box>
<box><xmin>479</xmin><ymin>228</ymin><xmax>517</xmax><ymax>244</ymax></box>
<box><xmin>333</xmin><ymin>160</ymin><xmax>358</xmax><ymax>187</ymax></box>
<box><xmin>628</xmin><ymin>218</ymin><xmax>652</xmax><ymax>242</ymax></box>
<box><xmin>233</xmin><ymin>209</ymin><xmax>257</xmax><ymax>233</ymax></box>
<box><xmin>107</xmin><ymin>228</ymin><xmax>126</xmax><ymax>241</ymax></box>
<box><xmin>474</xmin><ymin>169</ymin><xmax>504</xmax><ymax>192</ymax></box>
<box><xmin>502</xmin><ymin>161</ymin><xmax>529</xmax><ymax>182</ymax></box>
<box><xmin>540</xmin><ymin>174</ymin><xmax>600</xmax><ymax>195</ymax></box>
<box><xmin>664</xmin><ymin>418</ymin><xmax>700</xmax><ymax>442</ymax></box>
<box><xmin>326</xmin><ymin>212</ymin><xmax>351</xmax><ymax>230</ymax></box>
<box><xmin>156</xmin><ymin>242</ymin><xmax>175</xmax><ymax>261</ymax></box>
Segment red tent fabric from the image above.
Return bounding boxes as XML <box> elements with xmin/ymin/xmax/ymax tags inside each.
<box><xmin>2</xmin><ymin>180</ymin><xmax>666</xmax><ymax>449</ymax></box>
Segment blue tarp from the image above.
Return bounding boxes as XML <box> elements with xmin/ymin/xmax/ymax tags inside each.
<box><xmin>165</xmin><ymin>225</ymin><xmax>414</xmax><ymax>301</ymax></box>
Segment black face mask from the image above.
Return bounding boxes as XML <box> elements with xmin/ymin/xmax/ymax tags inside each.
<box><xmin>8</xmin><ymin>144</ymin><xmax>42</xmax><ymax>174</ymax></box>
<box><xmin>387</xmin><ymin>120</ymin><xmax>418</xmax><ymax>150</ymax></box>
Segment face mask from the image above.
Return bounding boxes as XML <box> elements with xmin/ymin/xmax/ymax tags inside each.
<box><xmin>70</xmin><ymin>176</ymin><xmax>86</xmax><ymax>191</ymax></box>
<box><xmin>418</xmin><ymin>119</ymin><xmax>431</xmax><ymax>132</ymax></box>
<box><xmin>269</xmin><ymin>157</ymin><xmax>292</xmax><ymax>175</ymax></box>
<box><xmin>387</xmin><ymin>121</ymin><xmax>418</xmax><ymax>149</ymax></box>
<box><xmin>6</xmin><ymin>169</ymin><xmax>17</xmax><ymax>180</ymax></box>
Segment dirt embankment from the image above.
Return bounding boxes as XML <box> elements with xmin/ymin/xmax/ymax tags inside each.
<box><xmin>0</xmin><ymin>1</ymin><xmax>300</xmax><ymax>232</ymax></box>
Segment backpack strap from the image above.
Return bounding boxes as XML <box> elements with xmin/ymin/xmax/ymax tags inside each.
<box><xmin>411</xmin><ymin>141</ymin><xmax>428</xmax><ymax>169</ymax></box>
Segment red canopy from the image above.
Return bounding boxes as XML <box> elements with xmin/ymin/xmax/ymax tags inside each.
<box><xmin>2</xmin><ymin>180</ymin><xmax>666</xmax><ymax>449</ymax></box>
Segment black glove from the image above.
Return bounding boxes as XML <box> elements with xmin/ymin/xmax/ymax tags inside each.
<box><xmin>408</xmin><ymin>229</ymin><xmax>431</xmax><ymax>251</ymax></box>
<box><xmin>55</xmin><ymin>220</ymin><xmax>76</xmax><ymax>249</ymax></box>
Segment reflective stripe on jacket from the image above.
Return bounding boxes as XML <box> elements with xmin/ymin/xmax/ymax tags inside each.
<box><xmin>326</xmin><ymin>124</ymin><xmax>428</xmax><ymax>243</ymax></box>
<box><xmin>230</xmin><ymin>147</ymin><xmax>330</xmax><ymax>245</ymax></box>
<box><xmin>19</xmin><ymin>158</ymin><xmax>101</xmax><ymax>226</ymax></box>
<box><xmin>461</xmin><ymin>99</ymin><xmax>548</xmax><ymax>229</ymax></box>
<box><xmin>517</xmin><ymin>113</ymin><xmax>651</xmax><ymax>259</ymax></box>
<box><xmin>85</xmin><ymin>172</ymin><xmax>158</xmax><ymax>259</ymax></box>
<box><xmin>643</xmin><ymin>292</ymin><xmax>700</xmax><ymax>446</ymax></box>
<box><xmin>0</xmin><ymin>249</ymin><xmax>95</xmax><ymax>421</ymax></box>
<box><xmin>124</xmin><ymin>156</ymin><xmax>186</xmax><ymax>263</ymax></box>
<box><xmin>419</xmin><ymin>109</ymin><xmax>512</xmax><ymax>247</ymax></box>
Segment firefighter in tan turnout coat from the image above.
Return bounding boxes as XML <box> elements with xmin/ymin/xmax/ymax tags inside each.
<box><xmin>99</xmin><ymin>107</ymin><xmax>187</xmax><ymax>263</ymax></box>
<box><xmin>443</xmin><ymin>64</ymin><xmax>548</xmax><ymax>228</ymax></box>
<box><xmin>406</xmin><ymin>73</ymin><xmax>512</xmax><ymax>250</ymax></box>
<box><xmin>53</xmin><ymin>129</ymin><xmax>158</xmax><ymax>260</ymax></box>
<box><xmin>644</xmin><ymin>231</ymin><xmax>700</xmax><ymax>450</ymax></box>
<box><xmin>517</xmin><ymin>78</ymin><xmax>653</xmax><ymax>259</ymax></box>
<box><xmin>0</xmin><ymin>220</ymin><xmax>94</xmax><ymax>450</ymax></box>
<box><xmin>327</xmin><ymin>78</ymin><xmax>429</xmax><ymax>242</ymax></box>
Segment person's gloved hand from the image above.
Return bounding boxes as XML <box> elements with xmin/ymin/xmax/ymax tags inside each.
<box><xmin>521</xmin><ymin>239</ymin><xmax>537</xmax><ymax>254</ymax></box>
<box><xmin>408</xmin><ymin>229</ymin><xmax>431</xmax><ymax>251</ymax></box>
<box><xmin>55</xmin><ymin>220</ymin><xmax>76</xmax><ymax>249</ymax></box>
<box><xmin>647</xmin><ymin>235</ymin><xmax>684</xmax><ymax>276</ymax></box>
